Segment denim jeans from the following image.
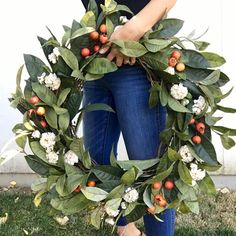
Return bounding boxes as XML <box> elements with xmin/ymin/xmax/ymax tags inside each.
<box><xmin>82</xmin><ymin>63</ymin><xmax>176</xmax><ymax>236</ymax></box>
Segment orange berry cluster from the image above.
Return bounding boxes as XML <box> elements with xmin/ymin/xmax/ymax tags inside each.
<box><xmin>81</xmin><ymin>24</ymin><xmax>108</xmax><ymax>58</ymax></box>
<box><xmin>168</xmin><ymin>50</ymin><xmax>185</xmax><ymax>72</ymax></box>
<box><xmin>147</xmin><ymin>180</ymin><xmax>174</xmax><ymax>214</ymax></box>
<box><xmin>190</xmin><ymin>118</ymin><xmax>206</xmax><ymax>144</ymax></box>
<box><xmin>73</xmin><ymin>180</ymin><xmax>96</xmax><ymax>193</ymax></box>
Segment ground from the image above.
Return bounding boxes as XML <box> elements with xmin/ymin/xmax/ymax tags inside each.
<box><xmin>0</xmin><ymin>187</ymin><xmax>236</xmax><ymax>236</ymax></box>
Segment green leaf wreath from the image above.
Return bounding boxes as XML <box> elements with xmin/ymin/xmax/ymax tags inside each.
<box><xmin>3</xmin><ymin>0</ymin><xmax>236</xmax><ymax>231</ymax></box>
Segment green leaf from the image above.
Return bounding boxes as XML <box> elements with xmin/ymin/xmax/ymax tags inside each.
<box><xmin>25</xmin><ymin>155</ymin><xmax>49</xmax><ymax>176</ymax></box>
<box><xmin>56</xmin><ymin>174</ymin><xmax>68</xmax><ymax>196</ymax></box>
<box><xmin>212</xmin><ymin>126</ymin><xmax>236</xmax><ymax>136</ymax></box>
<box><xmin>178</xmin><ymin>161</ymin><xmax>192</xmax><ymax>185</ymax></box>
<box><xmin>107</xmin><ymin>184</ymin><xmax>124</xmax><ymax>200</ymax></box>
<box><xmin>220</xmin><ymin>132</ymin><xmax>235</xmax><ymax>149</ymax></box>
<box><xmin>29</xmin><ymin>141</ymin><xmax>48</xmax><ymax>164</ymax></box>
<box><xmin>112</xmin><ymin>40</ymin><xmax>148</xmax><ymax>57</ymax></box>
<box><xmin>87</xmin><ymin>0</ymin><xmax>98</xmax><ymax>18</ymax></box>
<box><xmin>141</xmin><ymin>52</ymin><xmax>168</xmax><ymax>70</ymax></box>
<box><xmin>80</xmin><ymin>11</ymin><xmax>96</xmax><ymax>28</ymax></box>
<box><xmin>85</xmin><ymin>58</ymin><xmax>117</xmax><ymax>74</ymax></box>
<box><xmin>160</xmin><ymin>81</ymin><xmax>168</xmax><ymax>106</ymax></box>
<box><xmin>143</xmin><ymin>186</ymin><xmax>153</xmax><ymax>208</ymax></box>
<box><xmin>58</xmin><ymin>47</ymin><xmax>79</xmax><ymax>70</ymax></box>
<box><xmin>66</xmin><ymin>92</ymin><xmax>83</xmax><ymax>119</ymax></box>
<box><xmin>205</xmin><ymin>115</ymin><xmax>222</xmax><ymax>126</ymax></box>
<box><xmin>192</xmin><ymin>135</ymin><xmax>218</xmax><ymax>165</ymax></box>
<box><xmin>200</xmin><ymin>69</ymin><xmax>220</xmax><ymax>85</ymax></box>
<box><xmin>15</xmin><ymin>135</ymin><xmax>27</xmax><ymax>149</ymax></box>
<box><xmin>116</xmin><ymin>159</ymin><xmax>159</xmax><ymax>171</ymax></box>
<box><xmin>168</xmin><ymin>96</ymin><xmax>191</xmax><ymax>113</ymax></box>
<box><xmin>121</xmin><ymin>167</ymin><xmax>137</xmax><ymax>186</ymax></box>
<box><xmin>198</xmin><ymin>173</ymin><xmax>216</xmax><ymax>195</ymax></box>
<box><xmin>144</xmin><ymin>39</ymin><xmax>171</xmax><ymax>53</ymax></box>
<box><xmin>153</xmin><ymin>18</ymin><xmax>184</xmax><ymax>38</ymax></box>
<box><xmin>110</xmin><ymin>4</ymin><xmax>134</xmax><ymax>15</ymax></box>
<box><xmin>31</xmin><ymin>82</ymin><xmax>57</xmax><ymax>106</ymax></box>
<box><xmin>181</xmin><ymin>49</ymin><xmax>210</xmax><ymax>69</ymax></box>
<box><xmin>45</xmin><ymin>107</ymin><xmax>58</xmax><ymax>129</ymax></box>
<box><xmin>57</xmin><ymin>88</ymin><xmax>71</xmax><ymax>106</ymax></box>
<box><xmin>201</xmin><ymin>52</ymin><xmax>226</xmax><ymax>68</ymax></box>
<box><xmin>217</xmin><ymin>105</ymin><xmax>236</xmax><ymax>113</ymax></box>
<box><xmin>66</xmin><ymin>173</ymin><xmax>84</xmax><ymax>193</ymax></box>
<box><xmin>199</xmin><ymin>84</ymin><xmax>215</xmax><ymax>108</ymax></box>
<box><xmin>106</xmin><ymin>16</ymin><xmax>114</xmax><ymax>38</ymax></box>
<box><xmin>81</xmin><ymin>103</ymin><xmax>114</xmax><ymax>113</ymax></box>
<box><xmin>58</xmin><ymin>111</ymin><xmax>70</xmax><ymax>132</ymax></box>
<box><xmin>91</xmin><ymin>205</ymin><xmax>104</xmax><ymax>229</ymax></box>
<box><xmin>52</xmin><ymin>105</ymin><xmax>68</xmax><ymax>115</ymax></box>
<box><xmin>105</xmin><ymin>198</ymin><xmax>122</xmax><ymax>211</ymax></box>
<box><xmin>92</xmin><ymin>165</ymin><xmax>122</xmax><ymax>182</ymax></box>
<box><xmin>125</xmin><ymin>204</ymin><xmax>147</xmax><ymax>223</ymax></box>
<box><xmin>81</xmin><ymin>187</ymin><xmax>108</xmax><ymax>201</ymax></box>
<box><xmin>15</xmin><ymin>65</ymin><xmax>24</xmax><ymax>97</ymax></box>
<box><xmin>24</xmin><ymin>54</ymin><xmax>46</xmax><ymax>81</ymax></box>
<box><xmin>85</xmin><ymin>72</ymin><xmax>104</xmax><ymax>81</ymax></box>
<box><xmin>167</xmin><ymin>148</ymin><xmax>181</xmax><ymax>161</ymax></box>
<box><xmin>70</xmin><ymin>27</ymin><xmax>94</xmax><ymax>40</ymax></box>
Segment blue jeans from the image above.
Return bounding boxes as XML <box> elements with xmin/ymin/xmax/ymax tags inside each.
<box><xmin>83</xmin><ymin>63</ymin><xmax>176</xmax><ymax>236</ymax></box>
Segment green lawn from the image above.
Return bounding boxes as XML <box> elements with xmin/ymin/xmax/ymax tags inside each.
<box><xmin>0</xmin><ymin>188</ymin><xmax>236</xmax><ymax>236</ymax></box>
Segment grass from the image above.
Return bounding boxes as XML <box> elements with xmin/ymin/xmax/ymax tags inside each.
<box><xmin>0</xmin><ymin>188</ymin><xmax>236</xmax><ymax>236</ymax></box>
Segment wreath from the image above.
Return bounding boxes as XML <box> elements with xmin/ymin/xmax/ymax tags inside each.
<box><xmin>3</xmin><ymin>0</ymin><xmax>236</xmax><ymax>231</ymax></box>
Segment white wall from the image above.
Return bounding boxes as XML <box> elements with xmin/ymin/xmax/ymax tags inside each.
<box><xmin>0</xmin><ymin>0</ymin><xmax>236</xmax><ymax>175</ymax></box>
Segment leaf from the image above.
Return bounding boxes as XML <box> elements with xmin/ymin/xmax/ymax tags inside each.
<box><xmin>199</xmin><ymin>84</ymin><xmax>215</xmax><ymax>107</ymax></box>
<box><xmin>15</xmin><ymin>65</ymin><xmax>24</xmax><ymax>97</ymax></box>
<box><xmin>220</xmin><ymin>132</ymin><xmax>235</xmax><ymax>150</ymax></box>
<box><xmin>201</xmin><ymin>52</ymin><xmax>226</xmax><ymax>68</ymax></box>
<box><xmin>56</xmin><ymin>174</ymin><xmax>68</xmax><ymax>196</ymax></box>
<box><xmin>70</xmin><ymin>27</ymin><xmax>95</xmax><ymax>40</ymax></box>
<box><xmin>167</xmin><ymin>148</ymin><xmax>181</xmax><ymax>161</ymax></box>
<box><xmin>217</xmin><ymin>105</ymin><xmax>236</xmax><ymax>113</ymax></box>
<box><xmin>15</xmin><ymin>135</ymin><xmax>27</xmax><ymax>149</ymax></box>
<box><xmin>85</xmin><ymin>58</ymin><xmax>117</xmax><ymax>74</ymax></box>
<box><xmin>33</xmin><ymin>189</ymin><xmax>47</xmax><ymax>207</ymax></box>
<box><xmin>87</xmin><ymin>0</ymin><xmax>98</xmax><ymax>18</ymax></box>
<box><xmin>198</xmin><ymin>173</ymin><xmax>216</xmax><ymax>195</ymax></box>
<box><xmin>112</xmin><ymin>40</ymin><xmax>148</xmax><ymax>57</ymax></box>
<box><xmin>192</xmin><ymin>135</ymin><xmax>218</xmax><ymax>165</ymax></box>
<box><xmin>178</xmin><ymin>161</ymin><xmax>192</xmax><ymax>185</ymax></box>
<box><xmin>106</xmin><ymin>16</ymin><xmax>114</xmax><ymax>38</ymax></box>
<box><xmin>58</xmin><ymin>111</ymin><xmax>70</xmax><ymax>132</ymax></box>
<box><xmin>45</xmin><ymin>106</ymin><xmax>58</xmax><ymax>129</ymax></box>
<box><xmin>92</xmin><ymin>165</ymin><xmax>122</xmax><ymax>182</ymax></box>
<box><xmin>153</xmin><ymin>18</ymin><xmax>184</xmax><ymax>38</ymax></box>
<box><xmin>58</xmin><ymin>47</ymin><xmax>79</xmax><ymax>70</ymax></box>
<box><xmin>57</xmin><ymin>88</ymin><xmax>71</xmax><ymax>106</ymax></box>
<box><xmin>125</xmin><ymin>204</ymin><xmax>147</xmax><ymax>223</ymax></box>
<box><xmin>168</xmin><ymin>96</ymin><xmax>191</xmax><ymax>113</ymax></box>
<box><xmin>25</xmin><ymin>155</ymin><xmax>49</xmax><ymax>176</ymax></box>
<box><xmin>212</xmin><ymin>126</ymin><xmax>236</xmax><ymax>136</ymax></box>
<box><xmin>144</xmin><ymin>39</ymin><xmax>171</xmax><ymax>53</ymax></box>
<box><xmin>80</xmin><ymin>11</ymin><xmax>96</xmax><ymax>28</ymax></box>
<box><xmin>181</xmin><ymin>50</ymin><xmax>210</xmax><ymax>69</ymax></box>
<box><xmin>116</xmin><ymin>158</ymin><xmax>159</xmax><ymax>171</ymax></box>
<box><xmin>110</xmin><ymin>4</ymin><xmax>134</xmax><ymax>15</ymax></box>
<box><xmin>81</xmin><ymin>187</ymin><xmax>108</xmax><ymax>201</ymax></box>
<box><xmin>31</xmin><ymin>82</ymin><xmax>57</xmax><ymax>106</ymax></box>
<box><xmin>205</xmin><ymin>115</ymin><xmax>222</xmax><ymax>126</ymax></box>
<box><xmin>29</xmin><ymin>141</ymin><xmax>48</xmax><ymax>163</ymax></box>
<box><xmin>24</xmin><ymin>54</ymin><xmax>46</xmax><ymax>81</ymax></box>
<box><xmin>81</xmin><ymin>103</ymin><xmax>114</xmax><ymax>113</ymax></box>
<box><xmin>66</xmin><ymin>92</ymin><xmax>83</xmax><ymax>119</ymax></box>
<box><xmin>85</xmin><ymin>73</ymin><xmax>104</xmax><ymax>81</ymax></box>
<box><xmin>121</xmin><ymin>167</ymin><xmax>137</xmax><ymax>186</ymax></box>
<box><xmin>200</xmin><ymin>69</ymin><xmax>220</xmax><ymax>85</ymax></box>
<box><xmin>91</xmin><ymin>205</ymin><xmax>104</xmax><ymax>229</ymax></box>
<box><xmin>160</xmin><ymin>81</ymin><xmax>168</xmax><ymax>106</ymax></box>
<box><xmin>143</xmin><ymin>186</ymin><xmax>153</xmax><ymax>208</ymax></box>
<box><xmin>107</xmin><ymin>184</ymin><xmax>124</xmax><ymax>200</ymax></box>
<box><xmin>105</xmin><ymin>198</ymin><xmax>122</xmax><ymax>212</ymax></box>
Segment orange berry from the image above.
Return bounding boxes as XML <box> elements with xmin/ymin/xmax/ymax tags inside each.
<box><xmin>175</xmin><ymin>62</ymin><xmax>185</xmax><ymax>72</ymax></box>
<box><xmin>152</xmin><ymin>182</ymin><xmax>162</xmax><ymax>190</ymax></box>
<box><xmin>164</xmin><ymin>180</ymin><xmax>174</xmax><ymax>190</ymax></box>
<box><xmin>36</xmin><ymin>107</ymin><xmax>46</xmax><ymax>116</ymax></box>
<box><xmin>90</xmin><ymin>31</ymin><xmax>99</xmax><ymax>41</ymax></box>
<box><xmin>192</xmin><ymin>135</ymin><xmax>202</xmax><ymax>144</ymax></box>
<box><xmin>168</xmin><ymin>57</ymin><xmax>178</xmax><ymax>67</ymax></box>
<box><xmin>99</xmin><ymin>34</ymin><xmax>108</xmax><ymax>44</ymax></box>
<box><xmin>40</xmin><ymin>120</ymin><xmax>47</xmax><ymax>128</ymax></box>
<box><xmin>29</xmin><ymin>96</ymin><xmax>40</xmax><ymax>105</ymax></box>
<box><xmin>81</xmin><ymin>48</ymin><xmax>90</xmax><ymax>57</ymax></box>
<box><xmin>99</xmin><ymin>24</ymin><xmax>107</xmax><ymax>33</ymax></box>
<box><xmin>87</xmin><ymin>180</ymin><xmax>96</xmax><ymax>187</ymax></box>
<box><xmin>93</xmin><ymin>45</ymin><xmax>100</xmax><ymax>52</ymax></box>
<box><xmin>195</xmin><ymin>122</ymin><xmax>205</xmax><ymax>133</ymax></box>
<box><xmin>74</xmin><ymin>186</ymin><xmax>81</xmax><ymax>193</ymax></box>
<box><xmin>171</xmin><ymin>50</ymin><xmax>181</xmax><ymax>60</ymax></box>
<box><xmin>189</xmin><ymin>118</ymin><xmax>196</xmax><ymax>125</ymax></box>
<box><xmin>158</xmin><ymin>199</ymin><xmax>167</xmax><ymax>208</ymax></box>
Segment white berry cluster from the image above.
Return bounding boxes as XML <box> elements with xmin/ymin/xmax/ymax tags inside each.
<box><xmin>31</xmin><ymin>130</ymin><xmax>41</xmax><ymax>139</ymax></box>
<box><xmin>64</xmin><ymin>150</ymin><xmax>79</xmax><ymax>165</ymax></box>
<box><xmin>170</xmin><ymin>83</ymin><xmax>188</xmax><ymax>100</ymax></box>
<box><xmin>48</xmin><ymin>47</ymin><xmax>60</xmax><ymax>64</ymax></box>
<box><xmin>39</xmin><ymin>132</ymin><xmax>59</xmax><ymax>164</ymax></box>
<box><xmin>123</xmin><ymin>187</ymin><xmax>139</xmax><ymax>203</ymax></box>
<box><xmin>178</xmin><ymin>145</ymin><xmax>194</xmax><ymax>163</ymax></box>
<box><xmin>38</xmin><ymin>72</ymin><xmax>61</xmax><ymax>91</ymax></box>
<box><xmin>189</xmin><ymin>163</ymin><xmax>206</xmax><ymax>186</ymax></box>
<box><xmin>192</xmin><ymin>96</ymin><xmax>206</xmax><ymax>115</ymax></box>
<box><xmin>104</xmin><ymin>206</ymin><xmax>120</xmax><ymax>218</ymax></box>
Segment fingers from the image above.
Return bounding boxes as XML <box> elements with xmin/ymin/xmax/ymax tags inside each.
<box><xmin>99</xmin><ymin>42</ymin><xmax>111</xmax><ymax>54</ymax></box>
<box><xmin>130</xmin><ymin>57</ymin><xmax>136</xmax><ymax>65</ymax></box>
